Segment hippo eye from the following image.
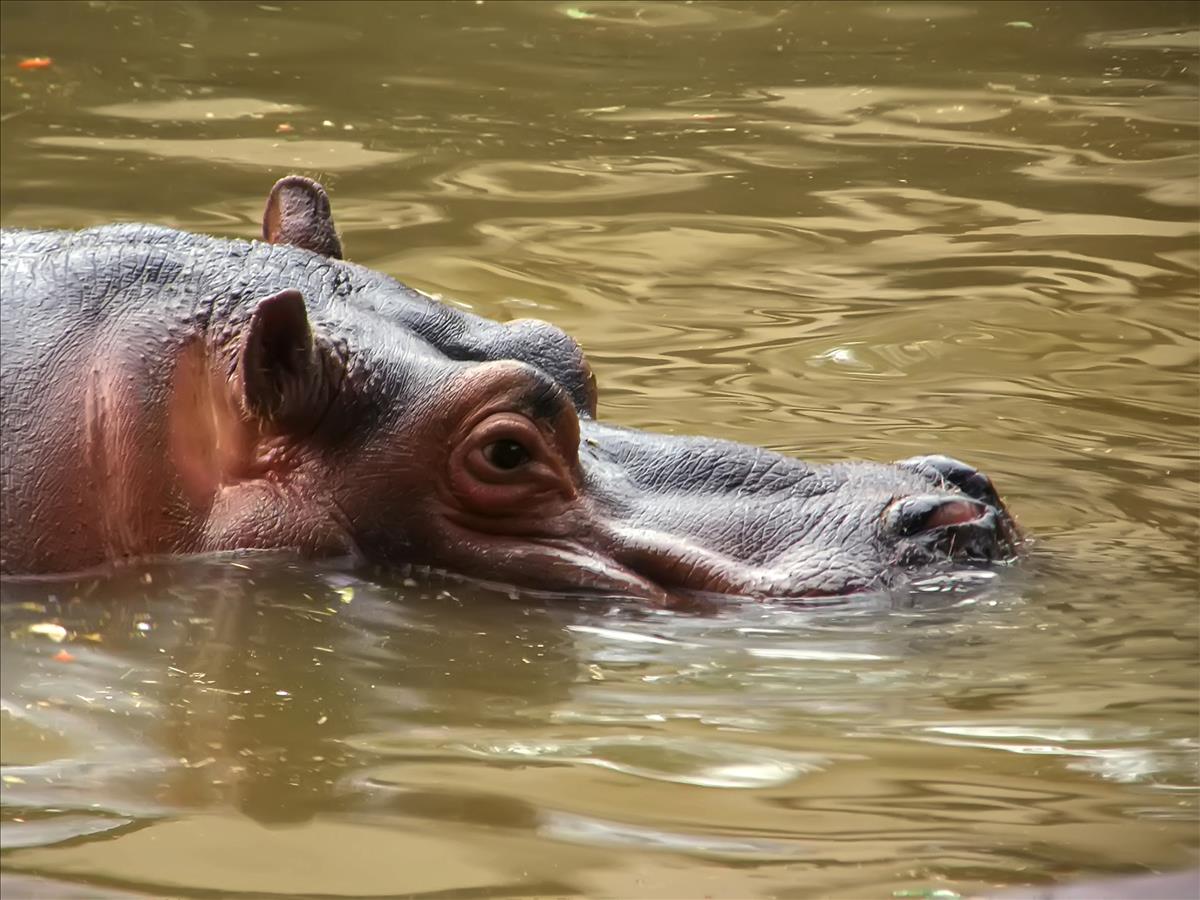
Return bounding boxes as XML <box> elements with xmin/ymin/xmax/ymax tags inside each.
<box><xmin>484</xmin><ymin>439</ymin><xmax>531</xmax><ymax>471</ymax></box>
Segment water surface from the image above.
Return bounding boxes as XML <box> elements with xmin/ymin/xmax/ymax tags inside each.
<box><xmin>1</xmin><ymin>1</ymin><xmax>1197</xmax><ymax>897</ymax></box>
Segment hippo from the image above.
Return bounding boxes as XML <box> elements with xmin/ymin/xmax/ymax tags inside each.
<box><xmin>0</xmin><ymin>176</ymin><xmax>1019</xmax><ymax>603</ymax></box>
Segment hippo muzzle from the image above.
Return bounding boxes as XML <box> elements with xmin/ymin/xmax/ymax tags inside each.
<box><xmin>335</xmin><ymin>351</ymin><xmax>1018</xmax><ymax>606</ymax></box>
<box><xmin>579</xmin><ymin>427</ymin><xmax>1019</xmax><ymax>602</ymax></box>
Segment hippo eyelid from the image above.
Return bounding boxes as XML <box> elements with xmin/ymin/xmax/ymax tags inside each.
<box><xmin>519</xmin><ymin>376</ymin><xmax>572</xmax><ymax>423</ymax></box>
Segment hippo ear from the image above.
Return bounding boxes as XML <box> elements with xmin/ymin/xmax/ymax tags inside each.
<box><xmin>239</xmin><ymin>289</ymin><xmax>326</xmax><ymax>429</ymax></box>
<box><xmin>262</xmin><ymin>175</ymin><xmax>344</xmax><ymax>259</ymax></box>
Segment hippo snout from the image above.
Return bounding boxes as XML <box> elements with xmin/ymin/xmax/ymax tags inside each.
<box><xmin>897</xmin><ymin>454</ymin><xmax>1006</xmax><ymax>510</ymax></box>
<box><xmin>885</xmin><ymin>495</ymin><xmax>1010</xmax><ymax>564</ymax></box>
<box><xmin>559</xmin><ymin>426</ymin><xmax>1022</xmax><ymax>603</ymax></box>
<box><xmin>887</xmin><ymin>455</ymin><xmax>1020</xmax><ymax>566</ymax></box>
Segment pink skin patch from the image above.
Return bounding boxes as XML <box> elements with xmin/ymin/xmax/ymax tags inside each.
<box><xmin>920</xmin><ymin>499</ymin><xmax>987</xmax><ymax>531</ymax></box>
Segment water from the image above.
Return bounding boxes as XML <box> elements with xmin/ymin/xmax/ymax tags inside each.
<box><xmin>1</xmin><ymin>1</ymin><xmax>1197</xmax><ymax>896</ymax></box>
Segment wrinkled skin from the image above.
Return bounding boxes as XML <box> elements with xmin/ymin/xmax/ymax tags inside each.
<box><xmin>0</xmin><ymin>176</ymin><xmax>1019</xmax><ymax>603</ymax></box>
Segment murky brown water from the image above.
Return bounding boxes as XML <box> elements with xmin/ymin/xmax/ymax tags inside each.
<box><xmin>1</xmin><ymin>1</ymin><xmax>1197</xmax><ymax>897</ymax></box>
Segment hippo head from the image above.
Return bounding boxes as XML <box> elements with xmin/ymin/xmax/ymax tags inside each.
<box><xmin>213</xmin><ymin>177</ymin><xmax>1019</xmax><ymax>605</ymax></box>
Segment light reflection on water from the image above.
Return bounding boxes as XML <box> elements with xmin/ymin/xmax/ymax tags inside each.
<box><xmin>1</xmin><ymin>0</ymin><xmax>1198</xmax><ymax>896</ymax></box>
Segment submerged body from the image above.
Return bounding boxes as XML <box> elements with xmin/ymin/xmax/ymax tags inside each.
<box><xmin>0</xmin><ymin>177</ymin><xmax>1018</xmax><ymax>602</ymax></box>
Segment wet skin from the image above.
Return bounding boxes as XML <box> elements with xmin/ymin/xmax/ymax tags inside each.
<box><xmin>0</xmin><ymin>177</ymin><xmax>1019</xmax><ymax>603</ymax></box>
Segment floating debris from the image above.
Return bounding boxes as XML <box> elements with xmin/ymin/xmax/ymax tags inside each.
<box><xmin>18</xmin><ymin>57</ymin><xmax>53</xmax><ymax>70</ymax></box>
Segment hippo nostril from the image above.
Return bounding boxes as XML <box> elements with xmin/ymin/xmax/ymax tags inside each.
<box><xmin>922</xmin><ymin>498</ymin><xmax>990</xmax><ymax>530</ymax></box>
<box><xmin>896</xmin><ymin>454</ymin><xmax>1001</xmax><ymax>507</ymax></box>
<box><xmin>886</xmin><ymin>494</ymin><xmax>989</xmax><ymax>537</ymax></box>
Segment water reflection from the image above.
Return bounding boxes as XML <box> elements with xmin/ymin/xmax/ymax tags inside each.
<box><xmin>33</xmin><ymin>136</ymin><xmax>407</xmax><ymax>171</ymax></box>
<box><xmin>433</xmin><ymin>156</ymin><xmax>732</xmax><ymax>202</ymax></box>
<box><xmin>1</xmin><ymin>553</ymin><xmax>1195</xmax><ymax>894</ymax></box>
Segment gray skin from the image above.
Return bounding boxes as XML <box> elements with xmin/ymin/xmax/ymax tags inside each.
<box><xmin>0</xmin><ymin>176</ymin><xmax>1019</xmax><ymax>604</ymax></box>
